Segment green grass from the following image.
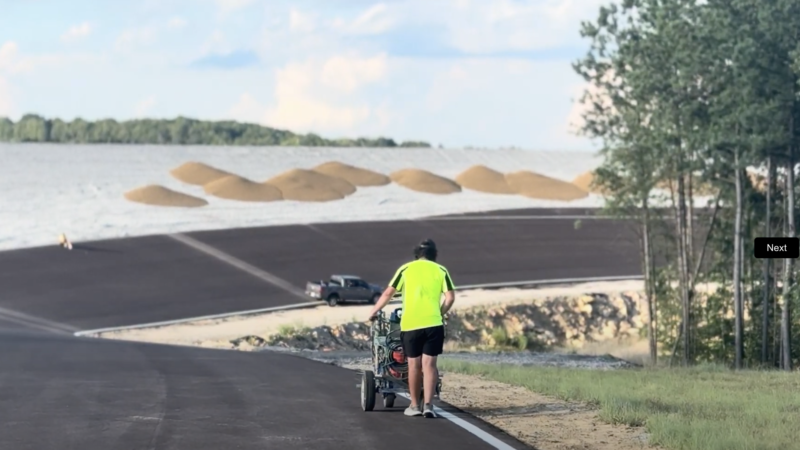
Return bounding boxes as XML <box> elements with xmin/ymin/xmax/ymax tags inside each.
<box><xmin>439</xmin><ymin>359</ymin><xmax>800</xmax><ymax>450</ymax></box>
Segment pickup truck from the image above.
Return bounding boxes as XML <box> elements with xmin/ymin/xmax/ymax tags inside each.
<box><xmin>305</xmin><ymin>275</ymin><xmax>384</xmax><ymax>307</ymax></box>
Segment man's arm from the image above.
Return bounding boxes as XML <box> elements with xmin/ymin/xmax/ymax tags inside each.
<box><xmin>440</xmin><ymin>269</ymin><xmax>455</xmax><ymax>316</ymax></box>
<box><xmin>368</xmin><ymin>286</ymin><xmax>396</xmax><ymax>319</ymax></box>
<box><xmin>440</xmin><ymin>290</ymin><xmax>455</xmax><ymax>316</ymax></box>
<box><xmin>368</xmin><ymin>265</ymin><xmax>405</xmax><ymax>320</ymax></box>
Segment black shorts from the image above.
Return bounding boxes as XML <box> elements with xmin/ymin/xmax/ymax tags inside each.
<box><xmin>401</xmin><ymin>325</ymin><xmax>445</xmax><ymax>358</ymax></box>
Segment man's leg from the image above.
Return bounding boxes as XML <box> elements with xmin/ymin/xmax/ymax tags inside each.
<box><xmin>421</xmin><ymin>354</ymin><xmax>438</xmax><ymax>405</ymax></box>
<box><xmin>401</xmin><ymin>330</ymin><xmax>424</xmax><ymax>416</ymax></box>
<box><xmin>407</xmin><ymin>356</ymin><xmax>422</xmax><ymax>406</ymax></box>
<box><xmin>420</xmin><ymin>325</ymin><xmax>445</xmax><ymax>418</ymax></box>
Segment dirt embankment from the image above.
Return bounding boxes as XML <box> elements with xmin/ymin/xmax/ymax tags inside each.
<box><xmin>231</xmin><ymin>292</ymin><xmax>647</xmax><ymax>352</ymax></box>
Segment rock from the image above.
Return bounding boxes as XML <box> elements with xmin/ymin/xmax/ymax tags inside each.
<box><xmin>260</xmin><ymin>291</ymin><xmax>647</xmax><ymax>352</ymax></box>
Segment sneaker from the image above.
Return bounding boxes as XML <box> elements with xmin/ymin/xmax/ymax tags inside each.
<box><xmin>422</xmin><ymin>403</ymin><xmax>437</xmax><ymax>418</ymax></box>
<box><xmin>404</xmin><ymin>404</ymin><xmax>422</xmax><ymax>417</ymax></box>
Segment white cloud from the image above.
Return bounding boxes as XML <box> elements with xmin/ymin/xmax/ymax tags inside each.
<box><xmin>115</xmin><ymin>27</ymin><xmax>157</xmax><ymax>50</ymax></box>
<box><xmin>289</xmin><ymin>9</ymin><xmax>316</xmax><ymax>33</ymax></box>
<box><xmin>0</xmin><ymin>76</ymin><xmax>13</xmax><ymax>117</ymax></box>
<box><xmin>61</xmin><ymin>22</ymin><xmax>92</xmax><ymax>43</ymax></box>
<box><xmin>424</xmin><ymin>65</ymin><xmax>475</xmax><ymax>112</ymax></box>
<box><xmin>167</xmin><ymin>17</ymin><xmax>187</xmax><ymax>29</ymax></box>
<box><xmin>226</xmin><ymin>93</ymin><xmax>264</xmax><ymax>124</ymax></box>
<box><xmin>0</xmin><ymin>42</ymin><xmax>20</xmax><ymax>71</ymax></box>
<box><xmin>227</xmin><ymin>54</ymin><xmax>389</xmax><ymax>133</ymax></box>
<box><xmin>331</xmin><ymin>3</ymin><xmax>396</xmax><ymax>35</ymax></box>
<box><xmin>201</xmin><ymin>30</ymin><xmax>228</xmax><ymax>54</ymax></box>
<box><xmin>319</xmin><ymin>53</ymin><xmax>387</xmax><ymax>93</ymax></box>
<box><xmin>0</xmin><ymin>41</ymin><xmax>84</xmax><ymax>74</ymax></box>
<box><xmin>380</xmin><ymin>56</ymin><xmax>589</xmax><ymax>149</ymax></box>
<box><xmin>215</xmin><ymin>0</ymin><xmax>254</xmax><ymax>13</ymax></box>
<box><xmin>134</xmin><ymin>96</ymin><xmax>157</xmax><ymax>116</ymax></box>
<box><xmin>350</xmin><ymin>3</ymin><xmax>395</xmax><ymax>34</ymax></box>
<box><xmin>565</xmin><ymin>68</ymin><xmax>616</xmax><ymax>136</ymax></box>
<box><xmin>364</xmin><ymin>0</ymin><xmax>605</xmax><ymax>54</ymax></box>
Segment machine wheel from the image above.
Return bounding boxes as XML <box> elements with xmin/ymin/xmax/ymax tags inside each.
<box><xmin>370</xmin><ymin>293</ymin><xmax>380</xmax><ymax>304</ymax></box>
<box><xmin>383</xmin><ymin>394</ymin><xmax>396</xmax><ymax>408</ymax></box>
<box><xmin>327</xmin><ymin>294</ymin><xmax>340</xmax><ymax>307</ymax></box>
<box><xmin>361</xmin><ymin>371</ymin><xmax>376</xmax><ymax>411</ymax></box>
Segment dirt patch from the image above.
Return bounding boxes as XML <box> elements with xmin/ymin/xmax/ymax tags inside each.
<box><xmin>124</xmin><ymin>184</ymin><xmax>208</xmax><ymax>207</ymax></box>
<box><xmin>203</xmin><ymin>175</ymin><xmax>283</xmax><ymax>202</ymax></box>
<box><xmin>441</xmin><ymin>372</ymin><xmax>651</xmax><ymax>450</ymax></box>
<box><xmin>505</xmin><ymin>171</ymin><xmax>589</xmax><ymax>201</ymax></box>
<box><xmin>170</xmin><ymin>161</ymin><xmax>232</xmax><ymax>186</ymax></box>
<box><xmin>390</xmin><ymin>168</ymin><xmax>461</xmax><ymax>194</ymax></box>
<box><xmin>455</xmin><ymin>165</ymin><xmax>516</xmax><ymax>194</ymax></box>
<box><xmin>266</xmin><ymin>168</ymin><xmax>357</xmax><ymax>202</ymax></box>
<box><xmin>312</xmin><ymin>161</ymin><xmax>390</xmax><ymax>187</ymax></box>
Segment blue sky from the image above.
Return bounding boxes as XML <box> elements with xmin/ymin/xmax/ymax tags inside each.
<box><xmin>0</xmin><ymin>0</ymin><xmax>605</xmax><ymax>150</ymax></box>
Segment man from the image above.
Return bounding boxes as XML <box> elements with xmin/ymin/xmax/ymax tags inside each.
<box><xmin>367</xmin><ymin>239</ymin><xmax>456</xmax><ymax>418</ymax></box>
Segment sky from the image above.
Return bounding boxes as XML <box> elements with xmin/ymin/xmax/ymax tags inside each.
<box><xmin>0</xmin><ymin>0</ymin><xmax>606</xmax><ymax>150</ymax></box>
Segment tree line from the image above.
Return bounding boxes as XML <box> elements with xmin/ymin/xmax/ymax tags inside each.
<box><xmin>576</xmin><ymin>0</ymin><xmax>800</xmax><ymax>370</ymax></box>
<box><xmin>0</xmin><ymin>114</ymin><xmax>432</xmax><ymax>148</ymax></box>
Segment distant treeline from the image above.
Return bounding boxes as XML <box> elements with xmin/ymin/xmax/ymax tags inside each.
<box><xmin>0</xmin><ymin>114</ymin><xmax>431</xmax><ymax>148</ymax></box>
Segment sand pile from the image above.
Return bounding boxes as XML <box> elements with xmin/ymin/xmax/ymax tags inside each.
<box><xmin>312</xmin><ymin>161</ymin><xmax>390</xmax><ymax>187</ymax></box>
<box><xmin>390</xmin><ymin>169</ymin><xmax>462</xmax><ymax>194</ymax></box>
<box><xmin>505</xmin><ymin>171</ymin><xmax>589</xmax><ymax>201</ymax></box>
<box><xmin>170</xmin><ymin>162</ymin><xmax>232</xmax><ymax>186</ymax></box>
<box><xmin>455</xmin><ymin>165</ymin><xmax>515</xmax><ymax>194</ymax></box>
<box><xmin>572</xmin><ymin>171</ymin><xmax>600</xmax><ymax>193</ymax></box>
<box><xmin>124</xmin><ymin>185</ymin><xmax>208</xmax><ymax>207</ymax></box>
<box><xmin>203</xmin><ymin>175</ymin><xmax>283</xmax><ymax>202</ymax></box>
<box><xmin>266</xmin><ymin>169</ymin><xmax>356</xmax><ymax>202</ymax></box>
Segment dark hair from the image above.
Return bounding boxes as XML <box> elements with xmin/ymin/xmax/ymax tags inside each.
<box><xmin>414</xmin><ymin>239</ymin><xmax>438</xmax><ymax>261</ymax></box>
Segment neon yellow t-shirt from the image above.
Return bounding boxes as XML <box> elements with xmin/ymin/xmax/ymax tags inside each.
<box><xmin>388</xmin><ymin>259</ymin><xmax>455</xmax><ymax>331</ymax></box>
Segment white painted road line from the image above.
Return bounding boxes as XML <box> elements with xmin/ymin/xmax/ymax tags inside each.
<box><xmin>74</xmin><ymin>298</ymin><xmax>407</xmax><ymax>337</ymax></box>
<box><xmin>424</xmin><ymin>215</ymin><xmax>622</xmax><ymax>220</ymax></box>
<box><xmin>396</xmin><ymin>393</ymin><xmax>517</xmax><ymax>450</ymax></box>
<box><xmin>457</xmin><ymin>275</ymin><xmax>643</xmax><ymax>290</ymax></box>
<box><xmin>73</xmin><ymin>301</ymin><xmax>323</xmax><ymax>337</ymax></box>
<box><xmin>0</xmin><ymin>306</ymin><xmax>78</xmax><ymax>334</ymax></box>
<box><xmin>167</xmin><ymin>233</ymin><xmax>309</xmax><ymax>301</ymax></box>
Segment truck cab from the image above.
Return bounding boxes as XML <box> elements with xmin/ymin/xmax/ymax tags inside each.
<box><xmin>305</xmin><ymin>274</ymin><xmax>384</xmax><ymax>306</ymax></box>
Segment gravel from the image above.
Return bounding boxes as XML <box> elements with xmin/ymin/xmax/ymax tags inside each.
<box><xmin>256</xmin><ymin>346</ymin><xmax>638</xmax><ymax>371</ymax></box>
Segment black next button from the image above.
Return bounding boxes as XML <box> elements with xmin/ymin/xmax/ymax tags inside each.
<box><xmin>754</xmin><ymin>237</ymin><xmax>800</xmax><ymax>259</ymax></box>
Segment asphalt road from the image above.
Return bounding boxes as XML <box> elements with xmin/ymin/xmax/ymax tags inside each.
<box><xmin>433</xmin><ymin>207</ymin><xmax>609</xmax><ymax>217</ymax></box>
<box><xmin>0</xmin><ymin>328</ymin><xmax>528</xmax><ymax>450</ymax></box>
<box><xmin>0</xmin><ymin>217</ymin><xmax>640</xmax><ymax>330</ymax></box>
<box><xmin>0</xmin><ymin>212</ymin><xmax>641</xmax><ymax>450</ymax></box>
